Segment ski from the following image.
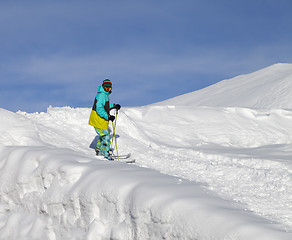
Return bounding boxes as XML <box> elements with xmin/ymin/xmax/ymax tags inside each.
<box><xmin>111</xmin><ymin>153</ymin><xmax>135</xmax><ymax>163</ymax></box>
<box><xmin>95</xmin><ymin>153</ymin><xmax>135</xmax><ymax>163</ymax></box>
<box><xmin>111</xmin><ymin>153</ymin><xmax>136</xmax><ymax>163</ymax></box>
<box><xmin>110</xmin><ymin>157</ymin><xmax>136</xmax><ymax>164</ymax></box>
<box><xmin>121</xmin><ymin>159</ymin><xmax>136</xmax><ymax>164</ymax></box>
<box><xmin>111</xmin><ymin>153</ymin><xmax>131</xmax><ymax>159</ymax></box>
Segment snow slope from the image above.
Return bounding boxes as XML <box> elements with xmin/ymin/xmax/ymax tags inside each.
<box><xmin>1</xmin><ymin>63</ymin><xmax>292</xmax><ymax>239</ymax></box>
<box><xmin>154</xmin><ymin>63</ymin><xmax>292</xmax><ymax>109</ymax></box>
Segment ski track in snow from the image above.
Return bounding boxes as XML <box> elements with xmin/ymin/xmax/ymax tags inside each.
<box><xmin>21</xmin><ymin>106</ymin><xmax>292</xmax><ymax>234</ymax></box>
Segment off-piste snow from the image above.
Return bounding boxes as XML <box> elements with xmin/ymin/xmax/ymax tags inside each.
<box><xmin>0</xmin><ymin>63</ymin><xmax>292</xmax><ymax>239</ymax></box>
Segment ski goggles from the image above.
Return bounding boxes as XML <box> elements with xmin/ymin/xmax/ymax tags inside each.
<box><xmin>103</xmin><ymin>85</ymin><xmax>112</xmax><ymax>92</ymax></box>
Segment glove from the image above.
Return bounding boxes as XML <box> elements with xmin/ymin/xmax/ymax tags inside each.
<box><xmin>108</xmin><ymin>115</ymin><xmax>115</xmax><ymax>122</ymax></box>
<box><xmin>114</xmin><ymin>104</ymin><xmax>121</xmax><ymax>110</ymax></box>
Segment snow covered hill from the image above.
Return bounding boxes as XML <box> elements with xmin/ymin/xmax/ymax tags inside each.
<box><xmin>154</xmin><ymin>63</ymin><xmax>292</xmax><ymax>109</ymax></box>
<box><xmin>1</xmin><ymin>63</ymin><xmax>292</xmax><ymax>239</ymax></box>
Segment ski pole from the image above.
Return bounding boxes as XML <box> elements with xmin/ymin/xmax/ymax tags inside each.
<box><xmin>110</xmin><ymin>110</ymin><xmax>117</xmax><ymax>149</ymax></box>
<box><xmin>111</xmin><ymin>110</ymin><xmax>119</xmax><ymax>161</ymax></box>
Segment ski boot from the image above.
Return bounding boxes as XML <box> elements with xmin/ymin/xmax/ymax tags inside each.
<box><xmin>106</xmin><ymin>150</ymin><xmax>114</xmax><ymax>161</ymax></box>
<box><xmin>105</xmin><ymin>156</ymin><xmax>114</xmax><ymax>161</ymax></box>
<box><xmin>95</xmin><ymin>148</ymin><xmax>100</xmax><ymax>156</ymax></box>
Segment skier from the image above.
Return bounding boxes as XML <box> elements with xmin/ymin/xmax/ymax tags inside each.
<box><xmin>88</xmin><ymin>79</ymin><xmax>121</xmax><ymax>160</ymax></box>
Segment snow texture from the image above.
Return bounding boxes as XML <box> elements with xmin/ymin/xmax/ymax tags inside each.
<box><xmin>0</xmin><ymin>63</ymin><xmax>292</xmax><ymax>239</ymax></box>
<box><xmin>154</xmin><ymin>63</ymin><xmax>292</xmax><ymax>109</ymax></box>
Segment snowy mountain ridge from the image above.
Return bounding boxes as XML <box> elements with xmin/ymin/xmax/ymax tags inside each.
<box><xmin>154</xmin><ymin>63</ymin><xmax>292</xmax><ymax>109</ymax></box>
<box><xmin>0</xmin><ymin>64</ymin><xmax>292</xmax><ymax>239</ymax></box>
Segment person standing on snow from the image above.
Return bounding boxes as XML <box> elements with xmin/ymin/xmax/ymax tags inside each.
<box><xmin>88</xmin><ymin>79</ymin><xmax>121</xmax><ymax>160</ymax></box>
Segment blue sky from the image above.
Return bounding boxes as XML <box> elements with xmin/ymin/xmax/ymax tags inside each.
<box><xmin>1</xmin><ymin>0</ymin><xmax>292</xmax><ymax>112</ymax></box>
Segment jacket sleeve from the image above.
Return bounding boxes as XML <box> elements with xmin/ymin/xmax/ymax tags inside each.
<box><xmin>95</xmin><ymin>93</ymin><xmax>109</xmax><ymax>120</ymax></box>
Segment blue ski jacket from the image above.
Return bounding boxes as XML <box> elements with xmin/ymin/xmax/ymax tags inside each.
<box><xmin>88</xmin><ymin>85</ymin><xmax>114</xmax><ymax>129</ymax></box>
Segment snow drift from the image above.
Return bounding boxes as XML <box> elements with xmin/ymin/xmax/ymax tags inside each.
<box><xmin>1</xmin><ymin>63</ymin><xmax>292</xmax><ymax>239</ymax></box>
<box><xmin>154</xmin><ymin>63</ymin><xmax>292</xmax><ymax>109</ymax></box>
<box><xmin>2</xmin><ymin>145</ymin><xmax>288</xmax><ymax>240</ymax></box>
